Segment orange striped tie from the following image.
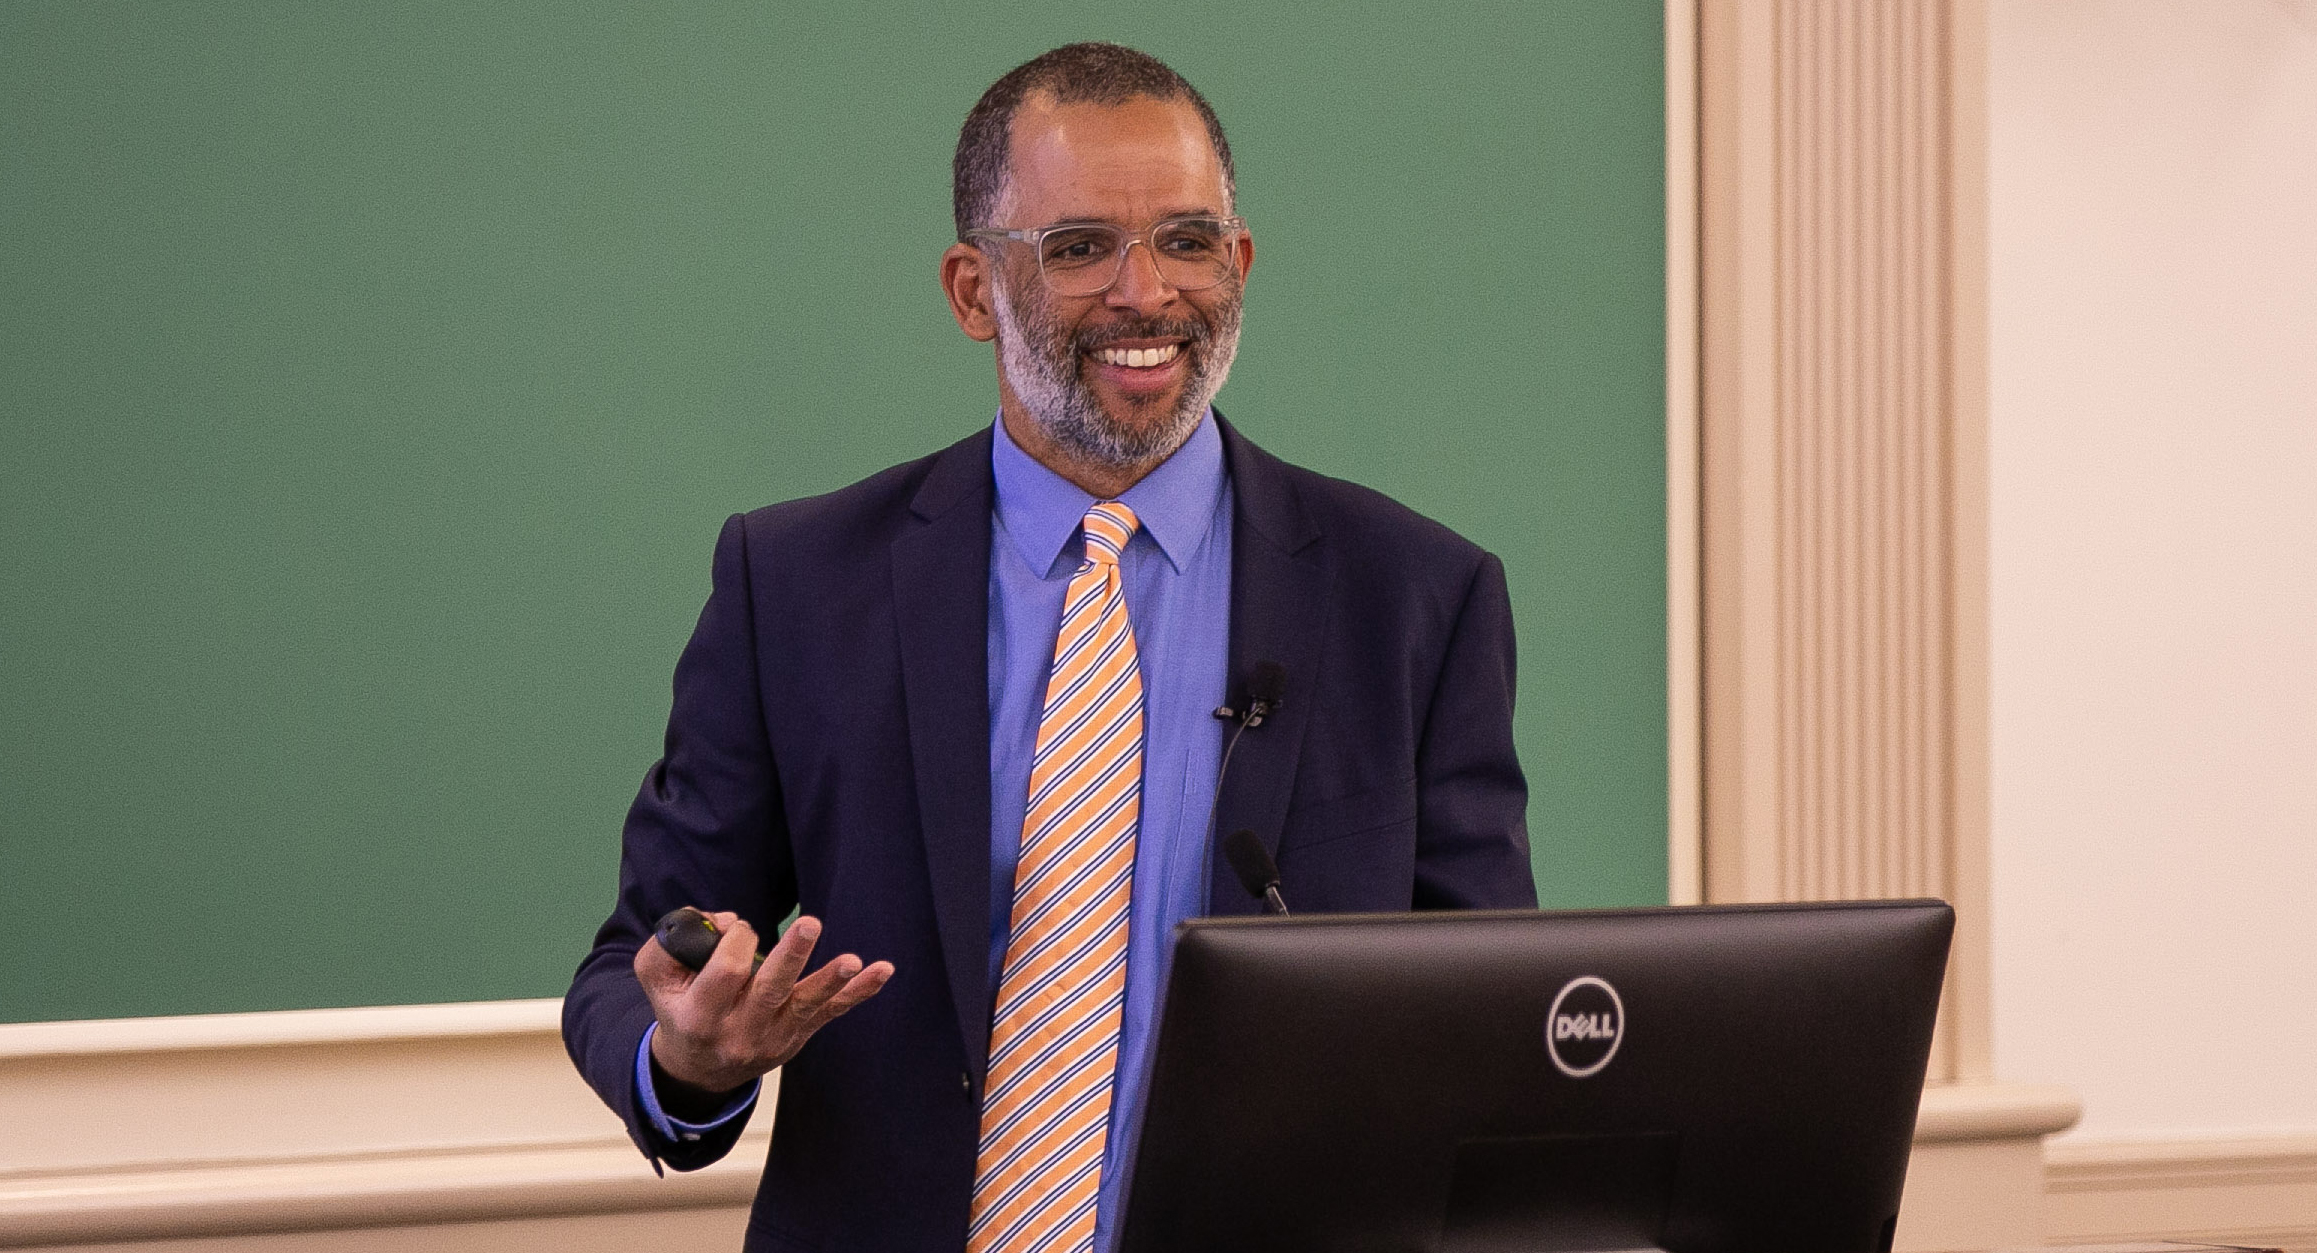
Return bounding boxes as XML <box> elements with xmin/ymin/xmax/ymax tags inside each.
<box><xmin>968</xmin><ymin>500</ymin><xmax>1144</xmax><ymax>1253</ymax></box>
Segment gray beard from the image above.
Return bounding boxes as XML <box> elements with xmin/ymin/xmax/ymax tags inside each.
<box><xmin>992</xmin><ymin>276</ymin><xmax>1241</xmax><ymax>472</ymax></box>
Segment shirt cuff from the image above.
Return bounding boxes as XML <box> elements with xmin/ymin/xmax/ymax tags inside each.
<box><xmin>634</xmin><ymin>1022</ymin><xmax>760</xmax><ymax>1143</ymax></box>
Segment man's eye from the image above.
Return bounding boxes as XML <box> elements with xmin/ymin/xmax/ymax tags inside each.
<box><xmin>1043</xmin><ymin>231</ymin><xmax>1114</xmax><ymax>266</ymax></box>
<box><xmin>1157</xmin><ymin>224</ymin><xmax>1225</xmax><ymax>255</ymax></box>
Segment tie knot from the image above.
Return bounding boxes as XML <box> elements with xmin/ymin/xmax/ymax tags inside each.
<box><xmin>1079</xmin><ymin>501</ymin><xmax>1139</xmax><ymax>566</ymax></box>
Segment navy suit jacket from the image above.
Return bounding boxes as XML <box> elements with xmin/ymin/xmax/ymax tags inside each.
<box><xmin>562</xmin><ymin>415</ymin><xmax>1536</xmax><ymax>1252</ymax></box>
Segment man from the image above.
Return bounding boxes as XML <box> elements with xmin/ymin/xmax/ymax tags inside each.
<box><xmin>563</xmin><ymin>42</ymin><xmax>1535</xmax><ymax>1253</ymax></box>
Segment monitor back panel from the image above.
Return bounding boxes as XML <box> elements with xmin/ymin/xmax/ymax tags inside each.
<box><xmin>1123</xmin><ymin>900</ymin><xmax>1953</xmax><ymax>1253</ymax></box>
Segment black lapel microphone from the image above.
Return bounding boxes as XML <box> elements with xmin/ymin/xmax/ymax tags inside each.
<box><xmin>1202</xmin><ymin>661</ymin><xmax>1288</xmax><ymax>907</ymax></box>
<box><xmin>1224</xmin><ymin>828</ymin><xmax>1289</xmax><ymax>915</ymax></box>
<box><xmin>1213</xmin><ymin>659</ymin><xmax>1287</xmax><ymax>728</ymax></box>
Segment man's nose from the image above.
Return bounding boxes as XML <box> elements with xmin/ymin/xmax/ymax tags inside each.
<box><xmin>1105</xmin><ymin>239</ymin><xmax>1178</xmax><ymax>311</ymax></box>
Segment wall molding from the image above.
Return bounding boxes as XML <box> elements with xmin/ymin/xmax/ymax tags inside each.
<box><xmin>1</xmin><ymin>1003</ymin><xmax>2078</xmax><ymax>1250</ymax></box>
<box><xmin>0</xmin><ymin>1000</ymin><xmax>766</xmax><ymax>1248</ymax></box>
<box><xmin>1898</xmin><ymin>1082</ymin><xmax>2079</xmax><ymax>1253</ymax></box>
<box><xmin>0</xmin><ymin>999</ymin><xmax>563</xmax><ymax>1060</ymax></box>
<box><xmin>2045</xmin><ymin>1134</ymin><xmax>2317</xmax><ymax>1247</ymax></box>
<box><xmin>1914</xmin><ymin>1081</ymin><xmax>2079</xmax><ymax>1145</ymax></box>
<box><xmin>1665</xmin><ymin>0</ymin><xmax>1705</xmax><ymax>909</ymax></box>
<box><xmin>0</xmin><ymin>1133</ymin><xmax>765</xmax><ymax>1249</ymax></box>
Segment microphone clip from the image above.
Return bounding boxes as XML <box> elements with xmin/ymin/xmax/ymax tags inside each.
<box><xmin>1211</xmin><ymin>695</ymin><xmax>1278</xmax><ymax>729</ymax></box>
<box><xmin>1213</xmin><ymin>661</ymin><xmax>1288</xmax><ymax>730</ymax></box>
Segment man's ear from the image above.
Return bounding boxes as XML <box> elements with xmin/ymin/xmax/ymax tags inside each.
<box><xmin>941</xmin><ymin>242</ymin><xmax>999</xmax><ymax>342</ymax></box>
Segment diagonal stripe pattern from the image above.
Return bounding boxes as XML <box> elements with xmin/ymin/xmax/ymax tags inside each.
<box><xmin>968</xmin><ymin>501</ymin><xmax>1144</xmax><ymax>1253</ymax></box>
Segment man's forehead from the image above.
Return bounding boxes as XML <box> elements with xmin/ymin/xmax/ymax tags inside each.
<box><xmin>995</xmin><ymin>93</ymin><xmax>1227</xmax><ymax>225</ymax></box>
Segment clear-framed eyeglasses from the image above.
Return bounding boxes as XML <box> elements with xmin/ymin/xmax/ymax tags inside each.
<box><xmin>961</xmin><ymin>214</ymin><xmax>1247</xmax><ymax>298</ymax></box>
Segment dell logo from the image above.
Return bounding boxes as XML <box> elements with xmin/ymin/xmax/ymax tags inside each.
<box><xmin>1544</xmin><ymin>976</ymin><xmax>1625</xmax><ymax>1078</ymax></box>
<box><xmin>1554</xmin><ymin>1012</ymin><xmax>1617</xmax><ymax>1041</ymax></box>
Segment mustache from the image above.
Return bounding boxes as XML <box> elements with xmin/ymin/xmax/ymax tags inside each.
<box><xmin>1073</xmin><ymin>317</ymin><xmax>1212</xmax><ymax>354</ymax></box>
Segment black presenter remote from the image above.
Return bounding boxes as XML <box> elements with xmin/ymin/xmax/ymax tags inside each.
<box><xmin>652</xmin><ymin>906</ymin><xmax>765</xmax><ymax>972</ymax></box>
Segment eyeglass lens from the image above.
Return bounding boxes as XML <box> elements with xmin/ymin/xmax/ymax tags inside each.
<box><xmin>1038</xmin><ymin>219</ymin><xmax>1236</xmax><ymax>297</ymax></box>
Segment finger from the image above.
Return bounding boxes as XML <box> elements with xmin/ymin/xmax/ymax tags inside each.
<box><xmin>633</xmin><ymin>936</ymin><xmax>692</xmax><ymax>1001</ymax></box>
<box><xmin>782</xmin><ymin>951</ymin><xmax>865</xmax><ymax>1021</ymax></box>
<box><xmin>813</xmin><ymin>960</ymin><xmax>894</xmax><ymax>1024</ymax></box>
<box><xmin>689</xmin><ymin>917</ymin><xmax>760</xmax><ymax>1007</ymax></box>
<box><xmin>752</xmin><ymin>915</ymin><xmax>822</xmax><ymax>1006</ymax></box>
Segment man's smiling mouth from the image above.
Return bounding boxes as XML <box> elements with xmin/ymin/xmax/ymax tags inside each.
<box><xmin>1091</xmin><ymin>343</ymin><xmax>1184</xmax><ymax>368</ymax></box>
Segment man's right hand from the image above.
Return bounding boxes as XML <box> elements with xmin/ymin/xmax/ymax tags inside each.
<box><xmin>635</xmin><ymin>910</ymin><xmax>894</xmax><ymax>1102</ymax></box>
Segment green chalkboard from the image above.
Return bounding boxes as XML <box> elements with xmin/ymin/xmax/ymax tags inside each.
<box><xmin>0</xmin><ymin>2</ymin><xmax>1664</xmax><ymax>1023</ymax></box>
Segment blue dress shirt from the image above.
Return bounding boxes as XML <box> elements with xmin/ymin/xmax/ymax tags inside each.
<box><xmin>638</xmin><ymin>410</ymin><xmax>1234</xmax><ymax>1252</ymax></box>
<box><xmin>987</xmin><ymin>409</ymin><xmax>1232</xmax><ymax>1252</ymax></box>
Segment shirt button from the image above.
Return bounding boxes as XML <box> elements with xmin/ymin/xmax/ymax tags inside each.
<box><xmin>960</xmin><ymin>1072</ymin><xmax>972</xmax><ymax>1092</ymax></box>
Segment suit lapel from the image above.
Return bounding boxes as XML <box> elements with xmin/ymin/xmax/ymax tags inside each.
<box><xmin>1209</xmin><ymin>416</ymin><xmax>1331</xmax><ymax>917</ymax></box>
<box><xmin>891</xmin><ymin>428</ymin><xmax>997</xmax><ymax>1078</ymax></box>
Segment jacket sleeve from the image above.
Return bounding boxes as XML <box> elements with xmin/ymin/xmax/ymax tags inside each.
<box><xmin>562</xmin><ymin>512</ymin><xmax>798</xmax><ymax>1172</ymax></box>
<box><xmin>1412</xmin><ymin>551</ymin><xmax>1539</xmax><ymax>909</ymax></box>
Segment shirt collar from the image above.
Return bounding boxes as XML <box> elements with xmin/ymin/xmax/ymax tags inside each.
<box><xmin>991</xmin><ymin>408</ymin><xmax>1228</xmax><ymax>578</ymax></box>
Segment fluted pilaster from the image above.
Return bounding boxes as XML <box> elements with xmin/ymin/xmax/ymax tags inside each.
<box><xmin>1698</xmin><ymin>0</ymin><xmax>1989</xmax><ymax>1081</ymax></box>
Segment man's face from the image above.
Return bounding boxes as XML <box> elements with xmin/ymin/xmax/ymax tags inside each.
<box><xmin>982</xmin><ymin>94</ymin><xmax>1250</xmax><ymax>471</ymax></box>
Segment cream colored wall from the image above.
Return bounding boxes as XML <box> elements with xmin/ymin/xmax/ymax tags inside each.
<box><xmin>1989</xmin><ymin>0</ymin><xmax>2317</xmax><ymax>1145</ymax></box>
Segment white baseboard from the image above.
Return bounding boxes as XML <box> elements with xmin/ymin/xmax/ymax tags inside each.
<box><xmin>0</xmin><ymin>1137</ymin><xmax>763</xmax><ymax>1248</ymax></box>
<box><xmin>0</xmin><ymin>1001</ymin><xmax>767</xmax><ymax>1249</ymax></box>
<box><xmin>1898</xmin><ymin>1083</ymin><xmax>2083</xmax><ymax>1253</ymax></box>
<box><xmin>0</xmin><ymin>1003</ymin><xmax>2087</xmax><ymax>1251</ymax></box>
<box><xmin>7</xmin><ymin>1206</ymin><xmax>755</xmax><ymax>1253</ymax></box>
<box><xmin>2044</xmin><ymin>1133</ymin><xmax>2317</xmax><ymax>1247</ymax></box>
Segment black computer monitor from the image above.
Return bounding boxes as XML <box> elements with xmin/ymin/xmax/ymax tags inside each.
<box><xmin>1121</xmin><ymin>900</ymin><xmax>1953</xmax><ymax>1253</ymax></box>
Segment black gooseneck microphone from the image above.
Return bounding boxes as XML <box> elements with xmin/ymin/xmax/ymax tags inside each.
<box><xmin>1223</xmin><ymin>828</ymin><xmax>1289</xmax><ymax>915</ymax></box>
<box><xmin>1202</xmin><ymin>660</ymin><xmax>1288</xmax><ymax>911</ymax></box>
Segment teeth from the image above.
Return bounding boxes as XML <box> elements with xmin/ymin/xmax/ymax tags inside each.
<box><xmin>1096</xmin><ymin>344</ymin><xmax>1181</xmax><ymax>368</ymax></box>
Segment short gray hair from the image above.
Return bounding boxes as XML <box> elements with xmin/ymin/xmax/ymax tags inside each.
<box><xmin>951</xmin><ymin>42</ymin><xmax>1236</xmax><ymax>237</ymax></box>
